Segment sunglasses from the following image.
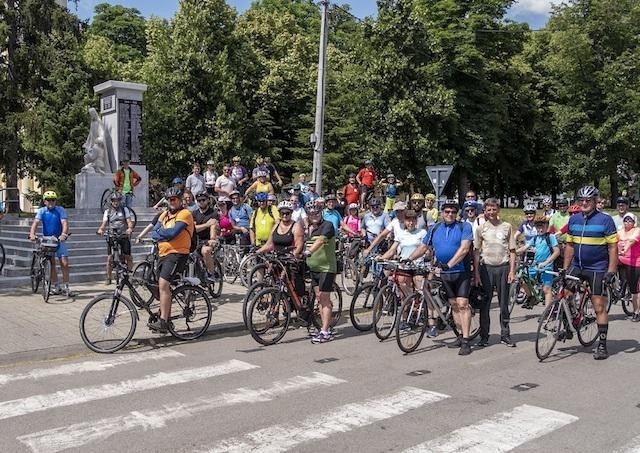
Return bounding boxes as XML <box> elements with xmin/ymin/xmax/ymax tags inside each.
<box><xmin>44</xmin><ymin>198</ymin><xmax>56</xmax><ymax>201</ymax></box>
<box><xmin>168</xmin><ymin>197</ymin><xmax>180</xmax><ymax>202</ymax></box>
<box><xmin>280</xmin><ymin>210</ymin><xmax>292</xmax><ymax>215</ymax></box>
<box><xmin>443</xmin><ymin>209</ymin><xmax>457</xmax><ymax>214</ymax></box>
<box><xmin>624</xmin><ymin>218</ymin><xmax>635</xmax><ymax>223</ymax></box>
<box><xmin>197</xmin><ymin>198</ymin><xmax>208</xmax><ymax>202</ymax></box>
<box><xmin>465</xmin><ymin>209</ymin><xmax>475</xmax><ymax>212</ymax></box>
<box><xmin>525</xmin><ymin>212</ymin><xmax>535</xmax><ymax>215</ymax></box>
<box><xmin>371</xmin><ymin>205</ymin><xmax>380</xmax><ymax>208</ymax></box>
<box><xmin>579</xmin><ymin>198</ymin><xmax>593</xmax><ymax>203</ymax></box>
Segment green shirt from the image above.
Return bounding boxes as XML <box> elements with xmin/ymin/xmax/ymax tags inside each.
<box><xmin>122</xmin><ymin>168</ymin><xmax>132</xmax><ymax>194</ymax></box>
<box><xmin>549</xmin><ymin>211</ymin><xmax>569</xmax><ymax>242</ymax></box>
<box><xmin>305</xmin><ymin>220</ymin><xmax>337</xmax><ymax>273</ymax></box>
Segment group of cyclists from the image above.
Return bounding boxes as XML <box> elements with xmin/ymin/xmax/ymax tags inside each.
<box><xmin>23</xmin><ymin>153</ymin><xmax>640</xmax><ymax>358</ymax></box>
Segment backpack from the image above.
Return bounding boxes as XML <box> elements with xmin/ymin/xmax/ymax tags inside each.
<box><xmin>534</xmin><ymin>233</ymin><xmax>554</xmax><ymax>256</ymax></box>
<box><xmin>428</xmin><ymin>221</ymin><xmax>474</xmax><ymax>269</ymax></box>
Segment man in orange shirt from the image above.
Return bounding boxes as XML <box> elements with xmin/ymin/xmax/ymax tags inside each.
<box><xmin>356</xmin><ymin>159</ymin><xmax>377</xmax><ymax>208</ymax></box>
<box><xmin>343</xmin><ymin>173</ymin><xmax>360</xmax><ymax>206</ymax></box>
<box><xmin>113</xmin><ymin>159</ymin><xmax>141</xmax><ymax>208</ymax></box>
<box><xmin>148</xmin><ymin>187</ymin><xmax>195</xmax><ymax>333</ymax></box>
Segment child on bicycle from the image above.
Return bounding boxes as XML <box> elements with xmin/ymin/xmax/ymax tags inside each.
<box><xmin>516</xmin><ymin>215</ymin><xmax>560</xmax><ymax>307</ymax></box>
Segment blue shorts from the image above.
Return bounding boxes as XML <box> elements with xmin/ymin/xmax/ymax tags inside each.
<box><xmin>529</xmin><ymin>267</ymin><xmax>553</xmax><ymax>287</ymax></box>
<box><xmin>56</xmin><ymin>242</ymin><xmax>69</xmax><ymax>258</ymax></box>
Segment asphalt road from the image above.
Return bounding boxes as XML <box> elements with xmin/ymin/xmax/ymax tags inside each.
<box><xmin>1</xmin><ymin>303</ymin><xmax>640</xmax><ymax>453</ymax></box>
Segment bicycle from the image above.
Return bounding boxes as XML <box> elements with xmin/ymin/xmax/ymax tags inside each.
<box><xmin>509</xmin><ymin>252</ymin><xmax>546</xmax><ymax>314</ymax></box>
<box><xmin>100</xmin><ymin>229</ymin><xmax>130</xmax><ymax>285</ymax></box>
<box><xmin>247</xmin><ymin>252</ymin><xmax>343</xmax><ymax>346</ymax></box>
<box><xmin>606</xmin><ymin>272</ymin><xmax>633</xmax><ymax>316</ymax></box>
<box><xmin>338</xmin><ymin>235</ymin><xmax>364</xmax><ymax>296</ymax></box>
<box><xmin>29</xmin><ymin>235</ymin><xmax>61</xmax><ymax>303</ymax></box>
<box><xmin>372</xmin><ymin>260</ymin><xmax>415</xmax><ymax>341</ymax></box>
<box><xmin>79</xmin><ymin>252</ymin><xmax>213</xmax><ymax>353</ymax></box>
<box><xmin>238</xmin><ymin>249</ymin><xmax>267</xmax><ymax>287</ymax></box>
<box><xmin>100</xmin><ymin>187</ymin><xmax>137</xmax><ymax>228</ymax></box>
<box><xmin>218</xmin><ymin>234</ymin><xmax>251</xmax><ymax>284</ymax></box>
<box><xmin>395</xmin><ymin>264</ymin><xmax>481</xmax><ymax>353</ymax></box>
<box><xmin>535</xmin><ymin>270</ymin><xmax>598</xmax><ymax>361</ymax></box>
<box><xmin>184</xmin><ymin>241</ymin><xmax>224</xmax><ymax>299</ymax></box>
<box><xmin>349</xmin><ymin>255</ymin><xmax>386</xmax><ymax>331</ymax></box>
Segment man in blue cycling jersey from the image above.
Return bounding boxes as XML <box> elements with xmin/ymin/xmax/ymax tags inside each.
<box><xmin>564</xmin><ymin>186</ymin><xmax>618</xmax><ymax>360</ymax></box>
<box><xmin>28</xmin><ymin>191</ymin><xmax>75</xmax><ymax>297</ymax></box>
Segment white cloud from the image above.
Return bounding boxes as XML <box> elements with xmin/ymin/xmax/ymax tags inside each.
<box><xmin>511</xmin><ymin>0</ymin><xmax>554</xmax><ymax>14</ymax></box>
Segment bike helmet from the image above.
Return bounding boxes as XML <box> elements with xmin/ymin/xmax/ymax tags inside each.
<box><xmin>425</xmin><ymin>193</ymin><xmax>436</xmax><ymax>201</ymax></box>
<box><xmin>393</xmin><ymin>201</ymin><xmax>407</xmax><ymax>211</ymax></box>
<box><xmin>348</xmin><ymin>203</ymin><xmax>359</xmax><ymax>210</ymax></box>
<box><xmin>43</xmin><ymin>190</ymin><xmax>58</xmax><ymax>200</ymax></box>
<box><xmin>172</xmin><ymin>177</ymin><xmax>184</xmax><ymax>185</ymax></box>
<box><xmin>305</xmin><ymin>201</ymin><xmax>316</xmax><ymax>210</ymax></box>
<box><xmin>255</xmin><ymin>192</ymin><xmax>268</xmax><ymax>202</ymax></box>
<box><xmin>523</xmin><ymin>204</ymin><xmax>537</xmax><ymax>213</ymax></box>
<box><xmin>616</xmin><ymin>196</ymin><xmax>630</xmax><ymax>205</ymax></box>
<box><xmin>110</xmin><ymin>191</ymin><xmax>123</xmax><ymax>201</ymax></box>
<box><xmin>206</xmin><ymin>159</ymin><xmax>215</xmax><ymax>166</ymax></box>
<box><xmin>410</xmin><ymin>193</ymin><xmax>425</xmax><ymax>201</ymax></box>
<box><xmin>577</xmin><ymin>185</ymin><xmax>599</xmax><ymax>199</ymax></box>
<box><xmin>568</xmin><ymin>204</ymin><xmax>581</xmax><ymax>214</ymax></box>
<box><xmin>533</xmin><ymin>215</ymin><xmax>549</xmax><ymax>225</ymax></box>
<box><xmin>229</xmin><ymin>190</ymin><xmax>240</xmax><ymax>198</ymax></box>
<box><xmin>164</xmin><ymin>187</ymin><xmax>183</xmax><ymax>199</ymax></box>
<box><xmin>462</xmin><ymin>201</ymin><xmax>476</xmax><ymax>211</ymax></box>
<box><xmin>556</xmin><ymin>198</ymin><xmax>568</xmax><ymax>206</ymax></box>
<box><xmin>278</xmin><ymin>200</ymin><xmax>293</xmax><ymax>211</ymax></box>
<box><xmin>267</xmin><ymin>194</ymin><xmax>277</xmax><ymax>202</ymax></box>
<box><xmin>217</xmin><ymin>196</ymin><xmax>231</xmax><ymax>203</ymax></box>
<box><xmin>325</xmin><ymin>194</ymin><xmax>337</xmax><ymax>201</ymax></box>
<box><xmin>542</xmin><ymin>197</ymin><xmax>552</xmax><ymax>205</ymax></box>
<box><xmin>441</xmin><ymin>199</ymin><xmax>458</xmax><ymax>210</ymax></box>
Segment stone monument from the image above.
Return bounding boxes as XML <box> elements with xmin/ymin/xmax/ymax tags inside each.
<box><xmin>75</xmin><ymin>81</ymin><xmax>149</xmax><ymax>209</ymax></box>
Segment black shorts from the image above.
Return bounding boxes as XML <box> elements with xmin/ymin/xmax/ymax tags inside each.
<box><xmin>158</xmin><ymin>254</ymin><xmax>189</xmax><ymax>282</ymax></box>
<box><xmin>107</xmin><ymin>237</ymin><xmax>131</xmax><ymax>256</ymax></box>
<box><xmin>567</xmin><ymin>266</ymin><xmax>607</xmax><ymax>296</ymax></box>
<box><xmin>310</xmin><ymin>271</ymin><xmax>336</xmax><ymax>292</ymax></box>
<box><xmin>439</xmin><ymin>272</ymin><xmax>471</xmax><ymax>299</ymax></box>
<box><xmin>619</xmin><ymin>263</ymin><xmax>640</xmax><ymax>295</ymax></box>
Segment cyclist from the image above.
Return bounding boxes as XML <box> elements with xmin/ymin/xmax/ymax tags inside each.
<box><xmin>381</xmin><ymin>173</ymin><xmax>402</xmax><ymax>213</ymax></box>
<box><xmin>230</xmin><ymin>156</ymin><xmax>249</xmax><ymax>196</ymax></box>
<box><xmin>153</xmin><ymin>177</ymin><xmax>184</xmax><ymax>210</ymax></box>
<box><xmin>297</xmin><ymin>173</ymin><xmax>310</xmax><ymax>202</ymax></box>
<box><xmin>463</xmin><ymin>201</ymin><xmax>484</xmax><ymax>237</ymax></box>
<box><xmin>564</xmin><ymin>185</ymin><xmax>618</xmax><ymax>360</ymax></box>
<box><xmin>204</xmin><ymin>160</ymin><xmax>219</xmax><ymax>197</ymax></box>
<box><xmin>182</xmin><ymin>190</ymin><xmax>197</xmax><ymax>212</ymax></box>
<box><xmin>215</xmin><ymin>164</ymin><xmax>237</xmax><ymax>198</ymax></box>
<box><xmin>250</xmin><ymin>192</ymin><xmax>279</xmax><ymax>247</ymax></box>
<box><xmin>245</xmin><ymin>170</ymin><xmax>274</xmax><ymax>198</ymax></box>
<box><xmin>549</xmin><ymin>198</ymin><xmax>570</xmax><ymax>268</ymax></box>
<box><xmin>360</xmin><ymin>198</ymin><xmax>389</xmax><ymax>250</ymax></box>
<box><xmin>612</xmin><ymin>196</ymin><xmax>631</xmax><ymax>231</ymax></box>
<box><xmin>424</xmin><ymin>194</ymin><xmax>439</xmax><ymax>225</ymax></box>
<box><xmin>617</xmin><ymin>212</ymin><xmax>640</xmax><ymax>321</ymax></box>
<box><xmin>323</xmin><ymin>194</ymin><xmax>346</xmax><ymax>234</ymax></box>
<box><xmin>193</xmin><ymin>192</ymin><xmax>220</xmax><ymax>278</ymax></box>
<box><xmin>216</xmin><ymin>196</ymin><xmax>239</xmax><ymax>244</ymax></box>
<box><xmin>289</xmin><ymin>194</ymin><xmax>307</xmax><ymax>230</ymax></box>
<box><xmin>473</xmin><ymin>198</ymin><xmax>517</xmax><ymax>347</ymax></box>
<box><xmin>304</xmin><ymin>204</ymin><xmax>338</xmax><ymax>344</ymax></box>
<box><xmin>515</xmin><ymin>215</ymin><xmax>560</xmax><ymax>307</ymax></box>
<box><xmin>542</xmin><ymin>197</ymin><xmax>555</xmax><ymax>219</ymax></box>
<box><xmin>364</xmin><ymin>201</ymin><xmax>406</xmax><ymax>256</ymax></box>
<box><xmin>306</xmin><ymin>181</ymin><xmax>319</xmax><ymax>204</ymax></box>
<box><xmin>229</xmin><ymin>190</ymin><xmax>252</xmax><ymax>245</ymax></box>
<box><xmin>258</xmin><ymin>201</ymin><xmax>304</xmax><ymax>256</ymax></box>
<box><xmin>515</xmin><ymin>204</ymin><xmax>537</xmax><ymax>243</ymax></box>
<box><xmin>263</xmin><ymin>156</ymin><xmax>283</xmax><ymax>190</ymax></box>
<box><xmin>28</xmin><ymin>191</ymin><xmax>75</xmax><ymax>297</ymax></box>
<box><xmin>148</xmin><ymin>187</ymin><xmax>195</xmax><ymax>333</ymax></box>
<box><xmin>463</xmin><ymin>190</ymin><xmax>483</xmax><ymax>219</ymax></box>
<box><xmin>185</xmin><ymin>163</ymin><xmax>206</xmax><ymax>197</ymax></box>
<box><xmin>343</xmin><ymin>173</ymin><xmax>360</xmax><ymax>207</ymax></box>
<box><xmin>96</xmin><ymin>191</ymin><xmax>134</xmax><ymax>285</ymax></box>
<box><xmin>356</xmin><ymin>159</ymin><xmax>377</xmax><ymax>208</ymax></box>
<box><xmin>343</xmin><ymin>203</ymin><xmax>362</xmax><ymax>237</ymax></box>
<box><xmin>596</xmin><ymin>196</ymin><xmax>609</xmax><ymax>213</ymax></box>
<box><xmin>410</xmin><ymin>199</ymin><xmax>474</xmax><ymax>355</ymax></box>
<box><xmin>113</xmin><ymin>158</ymin><xmax>140</xmax><ymax>208</ymax></box>
<box><xmin>251</xmin><ymin>156</ymin><xmax>270</xmax><ymax>181</ymax></box>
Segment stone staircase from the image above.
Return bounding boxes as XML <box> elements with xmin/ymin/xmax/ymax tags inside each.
<box><xmin>0</xmin><ymin>208</ymin><xmax>159</xmax><ymax>290</ymax></box>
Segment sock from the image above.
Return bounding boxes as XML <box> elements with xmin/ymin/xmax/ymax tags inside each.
<box><xmin>597</xmin><ymin>324</ymin><xmax>608</xmax><ymax>343</ymax></box>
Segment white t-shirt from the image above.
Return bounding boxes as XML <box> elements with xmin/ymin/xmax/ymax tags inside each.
<box><xmin>186</xmin><ymin>174</ymin><xmax>206</xmax><ymax>196</ymax></box>
<box><xmin>215</xmin><ymin>175</ymin><xmax>236</xmax><ymax>195</ymax></box>
<box><xmin>291</xmin><ymin>207</ymin><xmax>307</xmax><ymax>227</ymax></box>
<box><xmin>385</xmin><ymin>217</ymin><xmax>405</xmax><ymax>239</ymax></box>
<box><xmin>204</xmin><ymin>170</ymin><xmax>218</xmax><ymax>187</ymax></box>
<box><xmin>395</xmin><ymin>228</ymin><xmax>427</xmax><ymax>260</ymax></box>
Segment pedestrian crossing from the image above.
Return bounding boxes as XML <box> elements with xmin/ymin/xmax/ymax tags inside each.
<box><xmin>0</xmin><ymin>348</ymin><xmax>631</xmax><ymax>452</ymax></box>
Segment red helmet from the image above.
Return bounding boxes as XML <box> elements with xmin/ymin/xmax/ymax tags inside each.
<box><xmin>568</xmin><ymin>204</ymin><xmax>581</xmax><ymax>214</ymax></box>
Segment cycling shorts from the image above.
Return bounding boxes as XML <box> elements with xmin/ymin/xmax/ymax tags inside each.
<box><xmin>310</xmin><ymin>271</ymin><xmax>335</xmax><ymax>292</ymax></box>
<box><xmin>107</xmin><ymin>237</ymin><xmax>131</xmax><ymax>256</ymax></box>
<box><xmin>439</xmin><ymin>272</ymin><xmax>471</xmax><ymax>299</ymax></box>
<box><xmin>158</xmin><ymin>253</ymin><xmax>189</xmax><ymax>282</ymax></box>
<box><xmin>567</xmin><ymin>266</ymin><xmax>606</xmax><ymax>296</ymax></box>
<box><xmin>619</xmin><ymin>263</ymin><xmax>640</xmax><ymax>295</ymax></box>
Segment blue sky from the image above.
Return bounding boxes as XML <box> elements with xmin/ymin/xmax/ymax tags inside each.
<box><xmin>75</xmin><ymin>0</ymin><xmax>553</xmax><ymax>29</ymax></box>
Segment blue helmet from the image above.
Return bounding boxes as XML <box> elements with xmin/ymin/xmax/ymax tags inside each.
<box><xmin>255</xmin><ymin>192</ymin><xmax>268</xmax><ymax>202</ymax></box>
<box><xmin>172</xmin><ymin>177</ymin><xmax>184</xmax><ymax>185</ymax></box>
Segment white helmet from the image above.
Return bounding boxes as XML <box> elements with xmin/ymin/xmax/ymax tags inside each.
<box><xmin>542</xmin><ymin>197</ymin><xmax>552</xmax><ymax>205</ymax></box>
<box><xmin>348</xmin><ymin>203</ymin><xmax>359</xmax><ymax>210</ymax></box>
<box><xmin>523</xmin><ymin>204</ymin><xmax>537</xmax><ymax>213</ymax></box>
<box><xmin>278</xmin><ymin>200</ymin><xmax>293</xmax><ymax>211</ymax></box>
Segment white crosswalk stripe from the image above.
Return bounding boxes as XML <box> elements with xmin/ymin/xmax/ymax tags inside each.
<box><xmin>17</xmin><ymin>372</ymin><xmax>347</xmax><ymax>453</ymax></box>
<box><xmin>199</xmin><ymin>386</ymin><xmax>450</xmax><ymax>453</ymax></box>
<box><xmin>0</xmin><ymin>359</ymin><xmax>258</xmax><ymax>421</ymax></box>
<box><xmin>403</xmin><ymin>404</ymin><xmax>578</xmax><ymax>453</ymax></box>
<box><xmin>0</xmin><ymin>349</ymin><xmax>184</xmax><ymax>387</ymax></box>
<box><xmin>614</xmin><ymin>434</ymin><xmax>640</xmax><ymax>453</ymax></box>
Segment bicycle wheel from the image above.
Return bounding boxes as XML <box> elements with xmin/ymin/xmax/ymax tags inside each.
<box><xmin>30</xmin><ymin>254</ymin><xmax>41</xmax><ymax>293</ymax></box>
<box><xmin>508</xmin><ymin>280</ymin><xmax>520</xmax><ymax>315</ymax></box>
<box><xmin>168</xmin><ymin>284</ymin><xmax>212</xmax><ymax>340</ymax></box>
<box><xmin>79</xmin><ymin>293</ymin><xmax>137</xmax><ymax>353</ymax></box>
<box><xmin>396</xmin><ymin>293</ymin><xmax>428</xmax><ymax>353</ymax></box>
<box><xmin>373</xmin><ymin>284</ymin><xmax>399</xmax><ymax>341</ymax></box>
<box><xmin>536</xmin><ymin>302</ymin><xmax>561</xmax><ymax>361</ymax></box>
<box><xmin>468</xmin><ymin>306</ymin><xmax>481</xmax><ymax>340</ymax></box>
<box><xmin>311</xmin><ymin>282</ymin><xmax>343</xmax><ymax>330</ymax></box>
<box><xmin>242</xmin><ymin>282</ymin><xmax>268</xmax><ymax>329</ymax></box>
<box><xmin>577</xmin><ymin>294</ymin><xmax>598</xmax><ymax>347</ymax></box>
<box><xmin>42</xmin><ymin>259</ymin><xmax>52</xmax><ymax>303</ymax></box>
<box><xmin>128</xmin><ymin>207</ymin><xmax>137</xmax><ymax>229</ymax></box>
<box><xmin>340</xmin><ymin>257</ymin><xmax>359</xmax><ymax>296</ymax></box>
<box><xmin>248</xmin><ymin>288</ymin><xmax>291</xmax><ymax>345</ymax></box>
<box><xmin>222</xmin><ymin>248</ymin><xmax>239</xmax><ymax>284</ymax></box>
<box><xmin>248</xmin><ymin>262</ymin><xmax>271</xmax><ymax>287</ymax></box>
<box><xmin>350</xmin><ymin>282</ymin><xmax>376</xmax><ymax>331</ymax></box>
<box><xmin>132</xmin><ymin>262</ymin><xmax>156</xmax><ymax>307</ymax></box>
<box><xmin>620</xmin><ymin>284</ymin><xmax>634</xmax><ymax>317</ymax></box>
<box><xmin>0</xmin><ymin>242</ymin><xmax>4</xmax><ymax>273</ymax></box>
<box><xmin>239</xmin><ymin>253</ymin><xmax>264</xmax><ymax>287</ymax></box>
<box><xmin>203</xmin><ymin>259</ymin><xmax>223</xmax><ymax>299</ymax></box>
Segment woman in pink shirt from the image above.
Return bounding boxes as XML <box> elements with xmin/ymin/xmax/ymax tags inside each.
<box><xmin>618</xmin><ymin>212</ymin><xmax>640</xmax><ymax>321</ymax></box>
<box><xmin>343</xmin><ymin>203</ymin><xmax>361</xmax><ymax>237</ymax></box>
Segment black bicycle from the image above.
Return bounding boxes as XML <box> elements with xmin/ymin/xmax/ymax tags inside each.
<box><xmin>0</xmin><ymin>240</ymin><xmax>4</xmax><ymax>274</ymax></box>
<box><xmin>79</xmin><ymin>252</ymin><xmax>213</xmax><ymax>353</ymax></box>
<box><xmin>30</xmin><ymin>235</ymin><xmax>63</xmax><ymax>303</ymax></box>
<box><xmin>100</xmin><ymin>187</ymin><xmax>138</xmax><ymax>228</ymax></box>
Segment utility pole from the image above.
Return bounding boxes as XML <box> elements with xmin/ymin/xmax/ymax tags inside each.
<box><xmin>311</xmin><ymin>0</ymin><xmax>329</xmax><ymax>195</ymax></box>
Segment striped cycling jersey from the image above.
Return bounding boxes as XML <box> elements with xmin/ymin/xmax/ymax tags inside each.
<box><xmin>566</xmin><ymin>210</ymin><xmax>617</xmax><ymax>271</ymax></box>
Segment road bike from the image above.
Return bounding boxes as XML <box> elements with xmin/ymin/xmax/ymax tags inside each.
<box><xmin>79</xmin><ymin>251</ymin><xmax>213</xmax><ymax>353</ymax></box>
<box><xmin>535</xmin><ymin>270</ymin><xmax>598</xmax><ymax>361</ymax></box>
<box><xmin>372</xmin><ymin>260</ymin><xmax>415</xmax><ymax>341</ymax></box>
<box><xmin>349</xmin><ymin>255</ymin><xmax>386</xmax><ymax>331</ymax></box>
<box><xmin>247</xmin><ymin>252</ymin><xmax>342</xmax><ymax>346</ymax></box>
<box><xmin>30</xmin><ymin>235</ymin><xmax>66</xmax><ymax>303</ymax></box>
<box><xmin>395</xmin><ymin>264</ymin><xmax>481</xmax><ymax>353</ymax></box>
<box><xmin>99</xmin><ymin>187</ymin><xmax>137</xmax><ymax>228</ymax></box>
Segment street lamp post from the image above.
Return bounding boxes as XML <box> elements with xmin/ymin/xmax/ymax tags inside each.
<box><xmin>311</xmin><ymin>0</ymin><xmax>329</xmax><ymax>195</ymax></box>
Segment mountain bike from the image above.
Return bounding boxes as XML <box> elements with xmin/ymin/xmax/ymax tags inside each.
<box><xmin>535</xmin><ymin>270</ymin><xmax>598</xmax><ymax>361</ymax></box>
<box><xmin>509</xmin><ymin>252</ymin><xmax>546</xmax><ymax>314</ymax></box>
<box><xmin>338</xmin><ymin>235</ymin><xmax>364</xmax><ymax>296</ymax></box>
<box><xmin>238</xmin><ymin>249</ymin><xmax>266</xmax><ymax>287</ymax></box>
<box><xmin>30</xmin><ymin>235</ymin><xmax>66</xmax><ymax>303</ymax></box>
<box><xmin>100</xmin><ymin>229</ymin><xmax>129</xmax><ymax>285</ymax></box>
<box><xmin>100</xmin><ymin>187</ymin><xmax>137</xmax><ymax>228</ymax></box>
<box><xmin>372</xmin><ymin>260</ymin><xmax>415</xmax><ymax>341</ymax></box>
<box><xmin>184</xmin><ymin>242</ymin><xmax>223</xmax><ymax>299</ymax></box>
<box><xmin>79</xmin><ymin>252</ymin><xmax>213</xmax><ymax>353</ymax></box>
<box><xmin>606</xmin><ymin>272</ymin><xmax>633</xmax><ymax>316</ymax></box>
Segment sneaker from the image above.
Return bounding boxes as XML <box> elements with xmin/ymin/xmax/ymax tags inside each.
<box><xmin>501</xmin><ymin>336</ymin><xmax>516</xmax><ymax>348</ymax></box>
<box><xmin>426</xmin><ymin>325</ymin><xmax>438</xmax><ymax>338</ymax></box>
<box><xmin>593</xmin><ymin>342</ymin><xmax>609</xmax><ymax>360</ymax></box>
<box><xmin>632</xmin><ymin>313</ymin><xmax>640</xmax><ymax>322</ymax></box>
<box><xmin>63</xmin><ymin>287</ymin><xmax>76</xmax><ymax>297</ymax></box>
<box><xmin>311</xmin><ymin>331</ymin><xmax>333</xmax><ymax>344</ymax></box>
<box><xmin>453</xmin><ymin>336</ymin><xmax>462</xmax><ymax>347</ymax></box>
<box><xmin>147</xmin><ymin>318</ymin><xmax>171</xmax><ymax>334</ymax></box>
<box><xmin>51</xmin><ymin>286</ymin><xmax>62</xmax><ymax>295</ymax></box>
<box><xmin>476</xmin><ymin>337</ymin><xmax>489</xmax><ymax>347</ymax></box>
<box><xmin>458</xmin><ymin>341</ymin><xmax>471</xmax><ymax>356</ymax></box>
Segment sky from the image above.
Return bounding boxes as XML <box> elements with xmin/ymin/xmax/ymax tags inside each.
<box><xmin>74</xmin><ymin>0</ymin><xmax>554</xmax><ymax>30</ymax></box>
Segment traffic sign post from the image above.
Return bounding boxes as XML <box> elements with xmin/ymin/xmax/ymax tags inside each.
<box><xmin>425</xmin><ymin>165</ymin><xmax>454</xmax><ymax>208</ymax></box>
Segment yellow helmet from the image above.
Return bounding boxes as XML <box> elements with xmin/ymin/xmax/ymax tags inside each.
<box><xmin>43</xmin><ymin>190</ymin><xmax>58</xmax><ymax>200</ymax></box>
<box><xmin>425</xmin><ymin>193</ymin><xmax>436</xmax><ymax>201</ymax></box>
<box><xmin>410</xmin><ymin>193</ymin><xmax>425</xmax><ymax>201</ymax></box>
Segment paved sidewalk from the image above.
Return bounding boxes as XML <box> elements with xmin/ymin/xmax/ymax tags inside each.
<box><xmin>0</xmin><ymin>280</ymin><xmax>249</xmax><ymax>363</ymax></box>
